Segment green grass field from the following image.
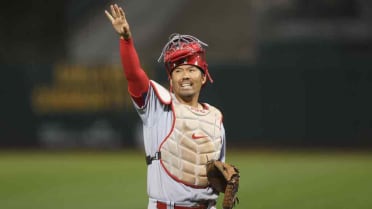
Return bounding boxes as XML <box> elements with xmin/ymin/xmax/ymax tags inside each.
<box><xmin>1</xmin><ymin>149</ymin><xmax>372</xmax><ymax>209</ymax></box>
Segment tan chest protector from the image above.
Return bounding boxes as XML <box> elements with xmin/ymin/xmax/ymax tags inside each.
<box><xmin>159</xmin><ymin>95</ymin><xmax>223</xmax><ymax>188</ymax></box>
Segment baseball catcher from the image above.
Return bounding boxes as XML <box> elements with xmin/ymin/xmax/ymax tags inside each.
<box><xmin>106</xmin><ymin>3</ymin><xmax>236</xmax><ymax>209</ymax></box>
<box><xmin>206</xmin><ymin>160</ymin><xmax>240</xmax><ymax>209</ymax></box>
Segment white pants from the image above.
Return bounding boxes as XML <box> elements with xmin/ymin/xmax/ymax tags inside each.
<box><xmin>148</xmin><ymin>198</ymin><xmax>216</xmax><ymax>209</ymax></box>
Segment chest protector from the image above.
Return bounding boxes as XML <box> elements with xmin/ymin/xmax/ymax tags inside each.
<box><xmin>158</xmin><ymin>92</ymin><xmax>223</xmax><ymax>188</ymax></box>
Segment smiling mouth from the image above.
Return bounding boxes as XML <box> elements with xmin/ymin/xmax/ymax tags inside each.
<box><xmin>180</xmin><ymin>83</ymin><xmax>192</xmax><ymax>89</ymax></box>
<box><xmin>181</xmin><ymin>83</ymin><xmax>191</xmax><ymax>87</ymax></box>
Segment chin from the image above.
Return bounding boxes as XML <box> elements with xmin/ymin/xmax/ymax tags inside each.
<box><xmin>179</xmin><ymin>93</ymin><xmax>193</xmax><ymax>98</ymax></box>
<box><xmin>178</xmin><ymin>92</ymin><xmax>195</xmax><ymax>99</ymax></box>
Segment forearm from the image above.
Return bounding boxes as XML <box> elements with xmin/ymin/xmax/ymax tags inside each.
<box><xmin>120</xmin><ymin>37</ymin><xmax>149</xmax><ymax>98</ymax></box>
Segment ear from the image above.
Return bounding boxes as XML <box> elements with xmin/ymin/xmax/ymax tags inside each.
<box><xmin>169</xmin><ymin>76</ymin><xmax>173</xmax><ymax>90</ymax></box>
<box><xmin>201</xmin><ymin>74</ymin><xmax>207</xmax><ymax>85</ymax></box>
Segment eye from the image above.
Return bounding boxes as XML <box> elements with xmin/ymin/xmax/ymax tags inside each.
<box><xmin>173</xmin><ymin>68</ymin><xmax>182</xmax><ymax>73</ymax></box>
<box><xmin>189</xmin><ymin>68</ymin><xmax>196</xmax><ymax>73</ymax></box>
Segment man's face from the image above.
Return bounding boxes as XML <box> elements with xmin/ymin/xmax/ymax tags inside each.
<box><xmin>170</xmin><ymin>65</ymin><xmax>206</xmax><ymax>101</ymax></box>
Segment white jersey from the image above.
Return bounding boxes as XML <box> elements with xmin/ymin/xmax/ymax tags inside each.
<box><xmin>133</xmin><ymin>80</ymin><xmax>226</xmax><ymax>209</ymax></box>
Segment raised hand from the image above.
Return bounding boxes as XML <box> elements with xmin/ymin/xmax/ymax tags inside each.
<box><xmin>105</xmin><ymin>4</ymin><xmax>131</xmax><ymax>40</ymax></box>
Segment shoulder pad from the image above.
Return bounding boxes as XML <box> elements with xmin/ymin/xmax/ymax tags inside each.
<box><xmin>150</xmin><ymin>80</ymin><xmax>172</xmax><ymax>105</ymax></box>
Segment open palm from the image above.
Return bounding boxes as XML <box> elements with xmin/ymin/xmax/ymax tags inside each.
<box><xmin>105</xmin><ymin>4</ymin><xmax>131</xmax><ymax>39</ymax></box>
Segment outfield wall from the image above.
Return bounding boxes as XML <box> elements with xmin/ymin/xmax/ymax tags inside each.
<box><xmin>1</xmin><ymin>40</ymin><xmax>372</xmax><ymax>148</ymax></box>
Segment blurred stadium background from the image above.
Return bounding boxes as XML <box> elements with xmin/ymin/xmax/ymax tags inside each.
<box><xmin>1</xmin><ymin>0</ymin><xmax>372</xmax><ymax>209</ymax></box>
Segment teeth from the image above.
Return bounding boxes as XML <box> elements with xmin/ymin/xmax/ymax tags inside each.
<box><xmin>181</xmin><ymin>83</ymin><xmax>191</xmax><ymax>87</ymax></box>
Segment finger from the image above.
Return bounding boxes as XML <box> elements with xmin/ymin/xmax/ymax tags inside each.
<box><xmin>114</xmin><ymin>4</ymin><xmax>121</xmax><ymax>17</ymax></box>
<box><xmin>104</xmin><ymin>10</ymin><xmax>114</xmax><ymax>22</ymax></box>
<box><xmin>110</xmin><ymin>5</ymin><xmax>117</xmax><ymax>18</ymax></box>
<box><xmin>119</xmin><ymin>6</ymin><xmax>125</xmax><ymax>18</ymax></box>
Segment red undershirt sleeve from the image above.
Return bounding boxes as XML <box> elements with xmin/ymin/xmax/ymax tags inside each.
<box><xmin>119</xmin><ymin>38</ymin><xmax>150</xmax><ymax>106</ymax></box>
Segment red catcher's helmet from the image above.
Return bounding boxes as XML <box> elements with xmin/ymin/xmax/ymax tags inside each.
<box><xmin>158</xmin><ymin>34</ymin><xmax>213</xmax><ymax>83</ymax></box>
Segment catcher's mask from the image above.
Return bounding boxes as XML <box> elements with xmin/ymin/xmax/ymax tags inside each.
<box><xmin>157</xmin><ymin>33</ymin><xmax>213</xmax><ymax>83</ymax></box>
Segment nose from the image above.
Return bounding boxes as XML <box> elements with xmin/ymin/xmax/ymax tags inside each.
<box><xmin>182</xmin><ymin>70</ymin><xmax>190</xmax><ymax>79</ymax></box>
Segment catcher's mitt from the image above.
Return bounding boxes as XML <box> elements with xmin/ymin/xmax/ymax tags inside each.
<box><xmin>206</xmin><ymin>160</ymin><xmax>240</xmax><ymax>209</ymax></box>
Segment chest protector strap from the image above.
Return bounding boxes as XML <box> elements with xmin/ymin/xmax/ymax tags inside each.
<box><xmin>146</xmin><ymin>152</ymin><xmax>161</xmax><ymax>165</ymax></box>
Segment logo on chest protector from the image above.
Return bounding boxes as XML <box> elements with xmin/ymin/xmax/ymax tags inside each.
<box><xmin>191</xmin><ymin>133</ymin><xmax>208</xmax><ymax>139</ymax></box>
